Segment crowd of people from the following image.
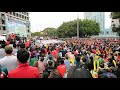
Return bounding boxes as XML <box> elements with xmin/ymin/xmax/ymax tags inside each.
<box><xmin>0</xmin><ymin>36</ymin><xmax>120</xmax><ymax>78</ymax></box>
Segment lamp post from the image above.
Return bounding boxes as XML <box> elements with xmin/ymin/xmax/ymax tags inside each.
<box><xmin>77</xmin><ymin>12</ymin><xmax>79</xmax><ymax>38</ymax></box>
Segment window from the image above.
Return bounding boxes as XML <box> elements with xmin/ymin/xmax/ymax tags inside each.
<box><xmin>28</xmin><ymin>30</ymin><xmax>30</xmax><ymax>32</ymax></box>
<box><xmin>22</xmin><ymin>15</ymin><xmax>24</xmax><ymax>19</ymax></box>
<box><xmin>13</xmin><ymin>12</ymin><xmax>15</xmax><ymax>16</ymax></box>
<box><xmin>2</xmin><ymin>26</ymin><xmax>6</xmax><ymax>31</ymax></box>
<box><xmin>25</xmin><ymin>16</ymin><xmax>26</xmax><ymax>19</ymax></box>
<box><xmin>112</xmin><ymin>24</ymin><xmax>115</xmax><ymax>27</ymax></box>
<box><xmin>16</xmin><ymin>13</ymin><xmax>18</xmax><ymax>17</ymax></box>
<box><xmin>106</xmin><ymin>31</ymin><xmax>109</xmax><ymax>34</ymax></box>
<box><xmin>27</xmin><ymin>13</ymin><xmax>28</xmax><ymax>15</ymax></box>
<box><xmin>2</xmin><ymin>19</ymin><xmax>5</xmax><ymax>24</ymax></box>
<box><xmin>19</xmin><ymin>14</ymin><xmax>21</xmax><ymax>18</ymax></box>
<box><xmin>0</xmin><ymin>26</ymin><xmax>1</xmax><ymax>30</ymax></box>
<box><xmin>27</xmin><ymin>17</ymin><xmax>29</xmax><ymax>20</ymax></box>
<box><xmin>1</xmin><ymin>14</ymin><xmax>5</xmax><ymax>17</ymax></box>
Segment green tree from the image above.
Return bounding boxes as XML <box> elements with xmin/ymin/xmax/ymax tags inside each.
<box><xmin>31</xmin><ymin>32</ymin><xmax>40</xmax><ymax>36</ymax></box>
<box><xmin>43</xmin><ymin>27</ymin><xmax>57</xmax><ymax>37</ymax></box>
<box><xmin>111</xmin><ymin>12</ymin><xmax>120</xmax><ymax>36</ymax></box>
<box><xmin>57</xmin><ymin>19</ymin><xmax>100</xmax><ymax>38</ymax></box>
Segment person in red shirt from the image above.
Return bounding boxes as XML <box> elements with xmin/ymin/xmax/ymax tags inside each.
<box><xmin>6</xmin><ymin>40</ymin><xmax>10</xmax><ymax>45</ymax></box>
<box><xmin>57</xmin><ymin>59</ymin><xmax>66</xmax><ymax>77</ymax></box>
<box><xmin>8</xmin><ymin>50</ymin><xmax>40</xmax><ymax>78</ymax></box>
<box><xmin>25</xmin><ymin>41</ymin><xmax>30</xmax><ymax>48</ymax></box>
<box><xmin>50</xmin><ymin>49</ymin><xmax>55</xmax><ymax>56</ymax></box>
<box><xmin>54</xmin><ymin>49</ymin><xmax>58</xmax><ymax>59</ymax></box>
<box><xmin>44</xmin><ymin>47</ymin><xmax>47</xmax><ymax>55</ymax></box>
<box><xmin>117</xmin><ymin>53</ymin><xmax>120</xmax><ymax>61</ymax></box>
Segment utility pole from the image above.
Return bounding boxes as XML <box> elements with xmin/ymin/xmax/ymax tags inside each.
<box><xmin>77</xmin><ymin>12</ymin><xmax>79</xmax><ymax>38</ymax></box>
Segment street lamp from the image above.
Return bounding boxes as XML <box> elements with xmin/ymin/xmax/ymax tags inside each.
<box><xmin>77</xmin><ymin>12</ymin><xmax>79</xmax><ymax>38</ymax></box>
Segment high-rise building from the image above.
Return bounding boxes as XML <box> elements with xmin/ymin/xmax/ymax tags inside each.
<box><xmin>84</xmin><ymin>12</ymin><xmax>105</xmax><ymax>34</ymax></box>
<box><xmin>0</xmin><ymin>12</ymin><xmax>31</xmax><ymax>38</ymax></box>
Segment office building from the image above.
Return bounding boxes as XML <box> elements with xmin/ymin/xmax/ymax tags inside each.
<box><xmin>84</xmin><ymin>12</ymin><xmax>105</xmax><ymax>34</ymax></box>
<box><xmin>84</xmin><ymin>12</ymin><xmax>118</xmax><ymax>37</ymax></box>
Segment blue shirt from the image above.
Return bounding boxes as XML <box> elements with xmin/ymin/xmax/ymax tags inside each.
<box><xmin>64</xmin><ymin>59</ymin><xmax>71</xmax><ymax>71</ymax></box>
<box><xmin>74</xmin><ymin>60</ymin><xmax>81</xmax><ymax>68</ymax></box>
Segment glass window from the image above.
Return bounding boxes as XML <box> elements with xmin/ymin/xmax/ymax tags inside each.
<box><xmin>19</xmin><ymin>14</ymin><xmax>21</xmax><ymax>18</ymax></box>
<box><xmin>2</xmin><ymin>26</ymin><xmax>6</xmax><ymax>30</ymax></box>
<box><xmin>16</xmin><ymin>13</ymin><xmax>18</xmax><ymax>17</ymax></box>
<box><xmin>13</xmin><ymin>12</ymin><xmax>15</xmax><ymax>16</ymax></box>
<box><xmin>22</xmin><ymin>15</ymin><xmax>24</xmax><ymax>19</ymax></box>
<box><xmin>27</xmin><ymin>17</ymin><xmax>29</xmax><ymax>20</ymax></box>
<box><xmin>2</xmin><ymin>19</ymin><xmax>5</xmax><ymax>24</ymax></box>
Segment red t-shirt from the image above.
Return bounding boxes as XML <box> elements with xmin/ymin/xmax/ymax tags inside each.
<box><xmin>44</xmin><ymin>48</ymin><xmax>47</xmax><ymax>55</ymax></box>
<box><xmin>8</xmin><ymin>63</ymin><xmax>40</xmax><ymax>78</ymax></box>
<box><xmin>54</xmin><ymin>50</ymin><xmax>58</xmax><ymax>59</ymax></box>
<box><xmin>56</xmin><ymin>48</ymin><xmax>59</xmax><ymax>52</ymax></box>
<box><xmin>25</xmin><ymin>41</ymin><xmax>30</xmax><ymax>48</ymax></box>
<box><xmin>74</xmin><ymin>51</ymin><xmax>78</xmax><ymax>55</ymax></box>
<box><xmin>57</xmin><ymin>64</ymin><xmax>66</xmax><ymax>77</ymax></box>
<box><xmin>92</xmin><ymin>49</ymin><xmax>96</xmax><ymax>54</ymax></box>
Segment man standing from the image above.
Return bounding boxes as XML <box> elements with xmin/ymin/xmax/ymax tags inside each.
<box><xmin>8</xmin><ymin>50</ymin><xmax>40</xmax><ymax>78</ymax></box>
<box><xmin>0</xmin><ymin>46</ymin><xmax>18</xmax><ymax>72</ymax></box>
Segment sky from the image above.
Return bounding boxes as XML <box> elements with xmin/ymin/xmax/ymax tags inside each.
<box><xmin>29</xmin><ymin>12</ymin><xmax>111</xmax><ymax>33</ymax></box>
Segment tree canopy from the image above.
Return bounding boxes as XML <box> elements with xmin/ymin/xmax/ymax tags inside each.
<box><xmin>57</xmin><ymin>19</ymin><xmax>100</xmax><ymax>38</ymax></box>
<box><xmin>43</xmin><ymin>27</ymin><xmax>57</xmax><ymax>37</ymax></box>
<box><xmin>31</xmin><ymin>19</ymin><xmax>100</xmax><ymax>38</ymax></box>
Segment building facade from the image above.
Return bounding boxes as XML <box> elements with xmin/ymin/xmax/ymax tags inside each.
<box><xmin>84</xmin><ymin>12</ymin><xmax>105</xmax><ymax>34</ymax></box>
<box><xmin>111</xmin><ymin>19</ymin><xmax>120</xmax><ymax>28</ymax></box>
<box><xmin>84</xmin><ymin>12</ymin><xmax>118</xmax><ymax>37</ymax></box>
<box><xmin>0</xmin><ymin>12</ymin><xmax>31</xmax><ymax>38</ymax></box>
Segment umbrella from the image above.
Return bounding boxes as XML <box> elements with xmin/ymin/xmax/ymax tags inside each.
<box><xmin>67</xmin><ymin>66</ymin><xmax>93</xmax><ymax>78</ymax></box>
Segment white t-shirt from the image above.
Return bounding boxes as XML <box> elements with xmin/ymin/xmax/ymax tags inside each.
<box><xmin>0</xmin><ymin>55</ymin><xmax>18</xmax><ymax>71</ymax></box>
<box><xmin>0</xmin><ymin>48</ymin><xmax>6</xmax><ymax>59</ymax></box>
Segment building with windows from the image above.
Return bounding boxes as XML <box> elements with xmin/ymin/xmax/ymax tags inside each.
<box><xmin>0</xmin><ymin>12</ymin><xmax>31</xmax><ymax>38</ymax></box>
<box><xmin>84</xmin><ymin>12</ymin><xmax>118</xmax><ymax>37</ymax></box>
<box><xmin>111</xmin><ymin>19</ymin><xmax>120</xmax><ymax>28</ymax></box>
<box><xmin>84</xmin><ymin>12</ymin><xmax>105</xmax><ymax>34</ymax></box>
